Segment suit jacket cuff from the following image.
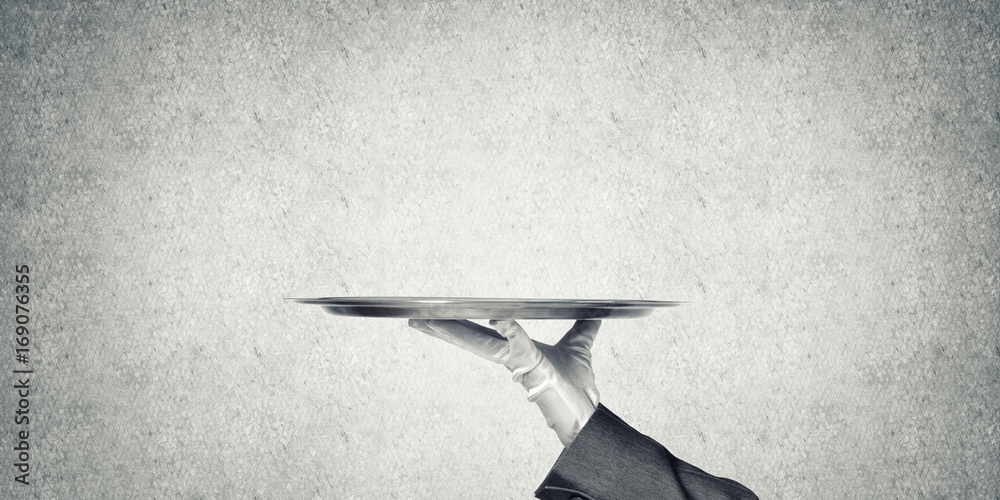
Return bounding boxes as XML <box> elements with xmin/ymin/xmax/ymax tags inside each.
<box><xmin>534</xmin><ymin>404</ymin><xmax>758</xmax><ymax>500</ymax></box>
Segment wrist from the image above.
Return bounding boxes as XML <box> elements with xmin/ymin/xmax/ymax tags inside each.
<box><xmin>526</xmin><ymin>373</ymin><xmax>598</xmax><ymax>446</ymax></box>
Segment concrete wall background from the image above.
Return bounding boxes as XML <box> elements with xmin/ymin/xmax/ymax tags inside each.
<box><xmin>2</xmin><ymin>0</ymin><xmax>998</xmax><ymax>498</ymax></box>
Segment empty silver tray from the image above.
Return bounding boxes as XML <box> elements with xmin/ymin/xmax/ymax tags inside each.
<box><xmin>290</xmin><ymin>297</ymin><xmax>682</xmax><ymax>320</ymax></box>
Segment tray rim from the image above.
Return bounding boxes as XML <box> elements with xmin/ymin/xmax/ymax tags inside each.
<box><xmin>289</xmin><ymin>296</ymin><xmax>684</xmax><ymax>319</ymax></box>
<box><xmin>288</xmin><ymin>296</ymin><xmax>684</xmax><ymax>307</ymax></box>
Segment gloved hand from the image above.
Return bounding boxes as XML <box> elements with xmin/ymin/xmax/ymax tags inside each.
<box><xmin>408</xmin><ymin>318</ymin><xmax>601</xmax><ymax>446</ymax></box>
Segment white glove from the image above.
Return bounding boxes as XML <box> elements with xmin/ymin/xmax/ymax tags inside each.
<box><xmin>408</xmin><ymin>319</ymin><xmax>601</xmax><ymax>446</ymax></box>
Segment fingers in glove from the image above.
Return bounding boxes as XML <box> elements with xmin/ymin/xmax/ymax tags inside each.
<box><xmin>489</xmin><ymin>319</ymin><xmax>544</xmax><ymax>380</ymax></box>
<box><xmin>408</xmin><ymin>319</ymin><xmax>509</xmax><ymax>362</ymax></box>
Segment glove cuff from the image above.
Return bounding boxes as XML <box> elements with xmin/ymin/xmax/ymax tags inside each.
<box><xmin>517</xmin><ymin>358</ymin><xmax>597</xmax><ymax>446</ymax></box>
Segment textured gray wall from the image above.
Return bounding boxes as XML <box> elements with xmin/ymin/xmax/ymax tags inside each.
<box><xmin>2</xmin><ymin>0</ymin><xmax>998</xmax><ymax>498</ymax></box>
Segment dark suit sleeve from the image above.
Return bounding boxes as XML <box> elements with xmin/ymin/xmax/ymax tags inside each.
<box><xmin>535</xmin><ymin>404</ymin><xmax>758</xmax><ymax>500</ymax></box>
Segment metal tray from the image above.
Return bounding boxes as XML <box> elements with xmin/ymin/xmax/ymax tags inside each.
<box><xmin>290</xmin><ymin>297</ymin><xmax>682</xmax><ymax>320</ymax></box>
